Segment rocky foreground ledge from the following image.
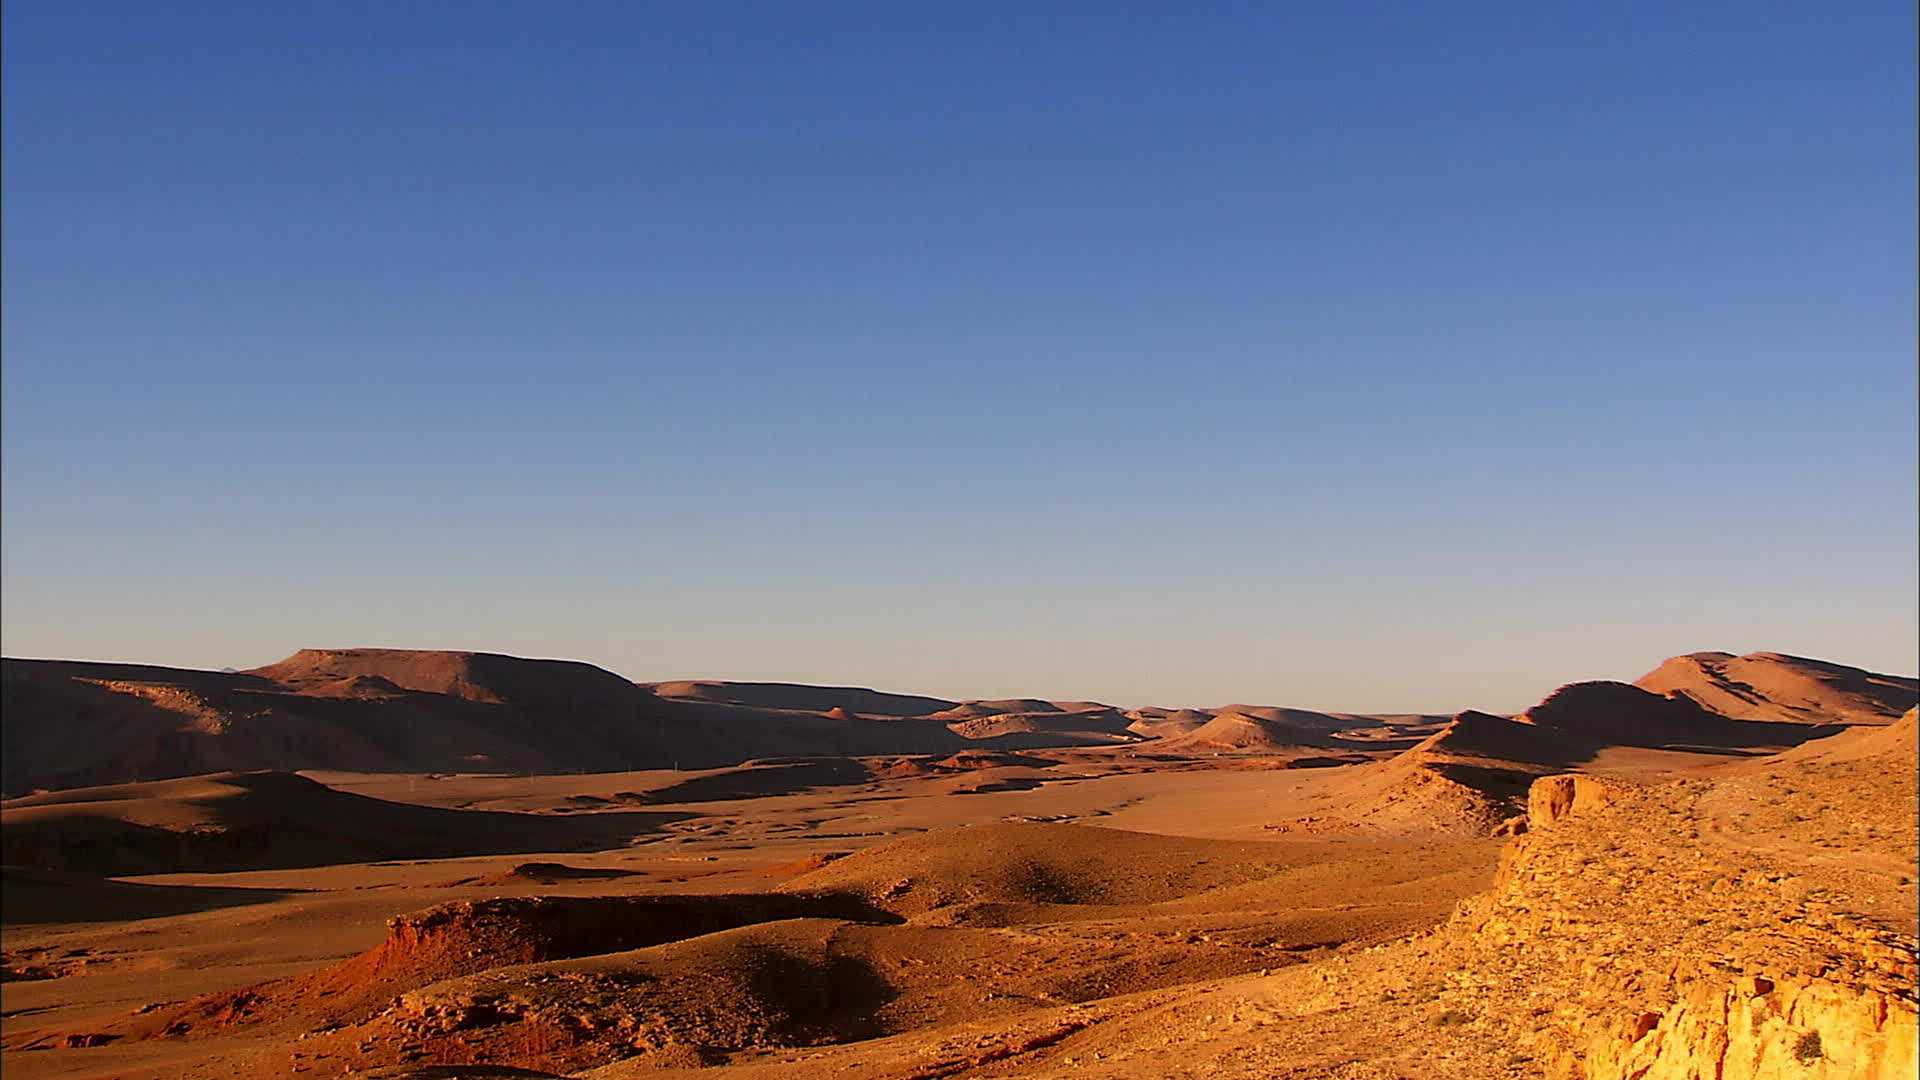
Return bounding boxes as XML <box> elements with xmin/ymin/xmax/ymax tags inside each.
<box><xmin>1455</xmin><ymin>761</ymin><xmax>1917</xmax><ymax>1079</ymax></box>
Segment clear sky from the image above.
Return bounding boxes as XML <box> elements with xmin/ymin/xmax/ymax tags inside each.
<box><xmin>3</xmin><ymin>3</ymin><xmax>1914</xmax><ymax>712</ymax></box>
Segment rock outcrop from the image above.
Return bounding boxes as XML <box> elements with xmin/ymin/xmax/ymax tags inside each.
<box><xmin>1451</xmin><ymin>764</ymin><xmax>1919</xmax><ymax>1079</ymax></box>
<box><xmin>1583</xmin><ymin>972</ymin><xmax>1917</xmax><ymax>1080</ymax></box>
<box><xmin>1526</xmin><ymin>774</ymin><xmax>1625</xmax><ymax>827</ymax></box>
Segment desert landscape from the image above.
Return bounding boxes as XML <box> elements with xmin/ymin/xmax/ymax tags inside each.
<box><xmin>6</xmin><ymin>5</ymin><xmax>1914</xmax><ymax>1079</ymax></box>
<box><xmin>1</xmin><ymin>647</ymin><xmax>1913</xmax><ymax>1079</ymax></box>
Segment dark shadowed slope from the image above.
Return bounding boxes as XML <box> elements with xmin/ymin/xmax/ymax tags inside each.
<box><xmin>0</xmin><ymin>770</ymin><xmax>684</xmax><ymax>875</ymax></box>
<box><xmin>1518</xmin><ymin>679</ymin><xmax>1838</xmax><ymax>749</ymax></box>
<box><xmin>0</xmin><ymin>866</ymin><xmax>293</xmax><ymax>925</ymax></box>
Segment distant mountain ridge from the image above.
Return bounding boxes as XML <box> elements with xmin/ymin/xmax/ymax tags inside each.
<box><xmin>2</xmin><ymin>647</ymin><xmax>1910</xmax><ymax>796</ymax></box>
<box><xmin>2</xmin><ymin>649</ymin><xmax>1139</xmax><ymax>795</ymax></box>
<box><xmin>1</xmin><ymin>650</ymin><xmax>972</xmax><ymax>795</ymax></box>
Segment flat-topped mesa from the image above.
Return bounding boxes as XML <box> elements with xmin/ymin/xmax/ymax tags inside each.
<box><xmin>249</xmin><ymin>647</ymin><xmax>642</xmax><ymax>710</ymax></box>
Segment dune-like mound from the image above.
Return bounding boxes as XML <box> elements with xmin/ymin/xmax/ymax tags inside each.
<box><xmin>1328</xmin><ymin>765</ymin><xmax>1531</xmax><ymax>837</ymax></box>
<box><xmin>942</xmin><ymin>704</ymin><xmax>1137</xmax><ymax>745</ymax></box>
<box><xmin>1124</xmin><ymin>707</ymin><xmax>1214</xmax><ymax>738</ymax></box>
<box><xmin>931</xmin><ymin>698</ymin><xmax>1081</xmax><ymax>723</ymax></box>
<box><xmin>927</xmin><ymin>702</ymin><xmax>997</xmax><ymax>720</ymax></box>
<box><xmin>1837</xmin><ymin>705</ymin><xmax>1918</xmax><ymax>761</ymax></box>
<box><xmin>1635</xmin><ymin>650</ymin><xmax>1917</xmax><ymax>725</ymax></box>
<box><xmin>482</xmin><ymin>862</ymin><xmax>640</xmax><ymax>885</ymax></box>
<box><xmin>299</xmin><ymin>673</ymin><xmax>412</xmax><ymax>699</ymax></box>
<box><xmin>1414</xmin><ymin>709</ymin><xmax>1591</xmax><ymax>766</ymax></box>
<box><xmin>1760</xmin><ymin>706</ymin><xmax>1919</xmax><ymax>768</ymax></box>
<box><xmin>1151</xmin><ymin>710</ymin><xmax>1325</xmax><ymax>755</ymax></box>
<box><xmin>622</xmin><ymin>758</ymin><xmax>874</xmax><ymax>804</ymax></box>
<box><xmin>960</xmin><ymin>698</ymin><xmax>1063</xmax><ymax>716</ymax></box>
<box><xmin>642</xmin><ymin>680</ymin><xmax>955</xmax><ymax>717</ymax></box>
<box><xmin>1291</xmin><ymin>711</ymin><xmax>1594</xmax><ymax>836</ymax></box>
<box><xmin>1206</xmin><ymin>706</ymin><xmax>1368</xmax><ymax>732</ymax></box>
<box><xmin>0</xmin><ymin>771</ymin><xmax>673</xmax><ymax>875</ymax></box>
<box><xmin>776</xmin><ymin>822</ymin><xmax>1291</xmax><ymax>919</ymax></box>
<box><xmin>929</xmin><ymin>749</ymin><xmax>1050</xmax><ymax>771</ymax></box>
<box><xmin>1315</xmin><ymin>682</ymin><xmax>1840</xmax><ymax>837</ymax></box>
<box><xmin>1325</xmin><ymin>684</ymin><xmax>1825</xmax><ymax>837</ymax></box>
<box><xmin>860</xmin><ymin>750</ymin><xmax>1052</xmax><ymax>783</ymax></box>
<box><xmin>353</xmin><ymin>1060</ymin><xmax>560</xmax><ymax>1068</ymax></box>
<box><xmin>1517</xmin><ymin>680</ymin><xmax>1734</xmax><ymax>744</ymax></box>
<box><xmin>940</xmin><ymin>713</ymin><xmax>1040</xmax><ymax>739</ymax></box>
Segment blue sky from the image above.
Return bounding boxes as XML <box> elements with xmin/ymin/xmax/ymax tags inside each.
<box><xmin>4</xmin><ymin>3</ymin><xmax>1914</xmax><ymax>711</ymax></box>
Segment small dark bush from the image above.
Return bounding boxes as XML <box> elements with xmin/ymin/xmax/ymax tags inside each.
<box><xmin>1793</xmin><ymin>1030</ymin><xmax>1823</xmax><ymax>1065</ymax></box>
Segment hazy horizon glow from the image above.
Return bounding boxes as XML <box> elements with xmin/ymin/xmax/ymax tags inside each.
<box><xmin>4</xmin><ymin>4</ymin><xmax>1915</xmax><ymax>713</ymax></box>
